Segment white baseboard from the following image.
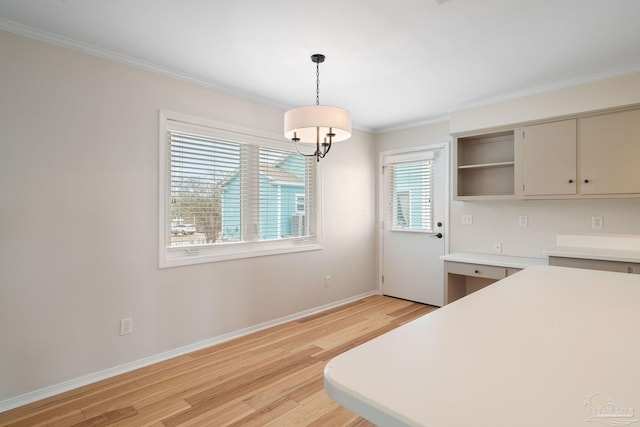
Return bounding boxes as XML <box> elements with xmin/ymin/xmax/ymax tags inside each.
<box><xmin>0</xmin><ymin>291</ymin><xmax>377</xmax><ymax>413</ymax></box>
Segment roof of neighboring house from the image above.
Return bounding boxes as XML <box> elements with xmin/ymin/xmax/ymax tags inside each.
<box><xmin>220</xmin><ymin>163</ymin><xmax>304</xmax><ymax>189</ymax></box>
<box><xmin>260</xmin><ymin>164</ymin><xmax>304</xmax><ymax>186</ymax></box>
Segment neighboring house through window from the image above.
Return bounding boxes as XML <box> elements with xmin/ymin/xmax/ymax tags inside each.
<box><xmin>388</xmin><ymin>160</ymin><xmax>434</xmax><ymax>232</ymax></box>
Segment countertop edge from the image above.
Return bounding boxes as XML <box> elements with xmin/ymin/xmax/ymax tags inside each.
<box><xmin>544</xmin><ymin>246</ymin><xmax>640</xmax><ymax>263</ymax></box>
<box><xmin>440</xmin><ymin>252</ymin><xmax>547</xmax><ymax>269</ymax></box>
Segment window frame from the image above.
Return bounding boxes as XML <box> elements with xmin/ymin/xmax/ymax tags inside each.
<box><xmin>158</xmin><ymin>110</ymin><xmax>322</xmax><ymax>268</ymax></box>
<box><xmin>385</xmin><ymin>152</ymin><xmax>435</xmax><ymax>234</ymax></box>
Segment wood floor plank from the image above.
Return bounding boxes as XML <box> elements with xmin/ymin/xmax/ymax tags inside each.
<box><xmin>6</xmin><ymin>409</ymin><xmax>85</xmax><ymax>427</ymax></box>
<box><xmin>71</xmin><ymin>406</ymin><xmax>138</xmax><ymax>427</ymax></box>
<box><xmin>311</xmin><ymin>312</ymin><xmax>397</xmax><ymax>350</ymax></box>
<box><xmin>227</xmin><ymin>397</ymin><xmax>300</xmax><ymax>427</ymax></box>
<box><xmin>188</xmin><ymin>322</ymin><xmax>299</xmax><ymax>359</ymax></box>
<box><xmin>263</xmin><ymin>391</ymin><xmax>336</xmax><ymax>427</ymax></box>
<box><xmin>83</xmin><ymin>347</ymin><xmax>289</xmax><ymax>419</ymax></box>
<box><xmin>393</xmin><ymin>304</ymin><xmax>438</xmax><ymax>325</ymax></box>
<box><xmin>172</xmin><ymin>399</ymin><xmax>255</xmax><ymax>427</ymax></box>
<box><xmin>0</xmin><ymin>295</ymin><xmax>435</xmax><ymax>427</ymax></box>
<box><xmin>0</xmin><ymin>355</ymin><xmax>195</xmax><ymax>427</ymax></box>
<box><xmin>307</xmin><ymin>405</ymin><xmax>361</xmax><ymax>427</ymax></box>
<box><xmin>311</xmin><ymin>323</ymin><xmax>398</xmax><ymax>362</ymax></box>
<box><xmin>242</xmin><ymin>362</ymin><xmax>324</xmax><ymax>410</ymax></box>
<box><xmin>109</xmin><ymin>399</ymin><xmax>191</xmax><ymax>427</ymax></box>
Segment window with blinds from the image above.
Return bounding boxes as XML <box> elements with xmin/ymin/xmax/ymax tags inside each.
<box><xmin>159</xmin><ymin>111</ymin><xmax>320</xmax><ymax>267</ymax></box>
<box><xmin>387</xmin><ymin>160</ymin><xmax>434</xmax><ymax>232</ymax></box>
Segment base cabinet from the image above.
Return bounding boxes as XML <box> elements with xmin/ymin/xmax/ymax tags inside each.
<box><xmin>549</xmin><ymin>256</ymin><xmax>640</xmax><ymax>274</ymax></box>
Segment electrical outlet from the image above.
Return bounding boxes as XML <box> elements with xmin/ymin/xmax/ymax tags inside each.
<box><xmin>324</xmin><ymin>275</ymin><xmax>332</xmax><ymax>287</ymax></box>
<box><xmin>519</xmin><ymin>215</ymin><xmax>528</xmax><ymax>227</ymax></box>
<box><xmin>120</xmin><ymin>317</ymin><xmax>133</xmax><ymax>336</ymax></box>
<box><xmin>592</xmin><ymin>216</ymin><xmax>603</xmax><ymax>230</ymax></box>
<box><xmin>461</xmin><ymin>214</ymin><xmax>473</xmax><ymax>225</ymax></box>
<box><xmin>493</xmin><ymin>242</ymin><xmax>502</xmax><ymax>254</ymax></box>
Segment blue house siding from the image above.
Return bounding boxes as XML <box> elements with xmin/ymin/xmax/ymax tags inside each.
<box><xmin>280</xmin><ymin>185</ymin><xmax>304</xmax><ymax>236</ymax></box>
<box><xmin>221</xmin><ymin>176</ymin><xmax>242</xmax><ymax>241</ymax></box>
<box><xmin>222</xmin><ymin>153</ymin><xmax>306</xmax><ymax>241</ymax></box>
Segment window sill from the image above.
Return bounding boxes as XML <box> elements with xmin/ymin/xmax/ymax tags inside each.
<box><xmin>159</xmin><ymin>239</ymin><xmax>322</xmax><ymax>268</ymax></box>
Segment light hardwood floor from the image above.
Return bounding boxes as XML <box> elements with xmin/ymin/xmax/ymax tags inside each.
<box><xmin>0</xmin><ymin>295</ymin><xmax>437</xmax><ymax>427</ymax></box>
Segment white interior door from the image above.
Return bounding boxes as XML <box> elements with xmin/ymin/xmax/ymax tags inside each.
<box><xmin>380</xmin><ymin>145</ymin><xmax>447</xmax><ymax>306</ymax></box>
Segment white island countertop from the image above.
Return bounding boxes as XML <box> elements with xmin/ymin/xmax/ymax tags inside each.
<box><xmin>325</xmin><ymin>266</ymin><xmax>640</xmax><ymax>427</ymax></box>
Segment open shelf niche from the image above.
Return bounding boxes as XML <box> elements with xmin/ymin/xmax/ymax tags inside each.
<box><xmin>456</xmin><ymin>130</ymin><xmax>515</xmax><ymax>199</ymax></box>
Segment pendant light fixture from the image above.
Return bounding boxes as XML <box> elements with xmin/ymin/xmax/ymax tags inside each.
<box><xmin>284</xmin><ymin>54</ymin><xmax>351</xmax><ymax>161</ymax></box>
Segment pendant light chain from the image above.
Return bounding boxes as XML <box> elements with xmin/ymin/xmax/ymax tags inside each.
<box><xmin>316</xmin><ymin>60</ymin><xmax>320</xmax><ymax>106</ymax></box>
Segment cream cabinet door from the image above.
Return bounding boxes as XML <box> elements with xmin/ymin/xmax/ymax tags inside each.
<box><xmin>580</xmin><ymin>109</ymin><xmax>640</xmax><ymax>195</ymax></box>
<box><xmin>518</xmin><ymin>119</ymin><xmax>576</xmax><ymax>196</ymax></box>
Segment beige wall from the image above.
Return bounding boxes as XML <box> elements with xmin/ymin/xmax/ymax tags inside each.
<box><xmin>376</xmin><ymin>120</ymin><xmax>450</xmax><ymax>152</ymax></box>
<box><xmin>450</xmin><ymin>73</ymin><xmax>640</xmax><ymax>134</ymax></box>
<box><xmin>0</xmin><ymin>31</ymin><xmax>377</xmax><ymax>403</ymax></box>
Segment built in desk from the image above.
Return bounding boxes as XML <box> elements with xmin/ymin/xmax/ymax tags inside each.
<box><xmin>441</xmin><ymin>252</ymin><xmax>546</xmax><ymax>304</ymax></box>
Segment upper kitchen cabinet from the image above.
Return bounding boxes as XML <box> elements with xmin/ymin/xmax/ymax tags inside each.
<box><xmin>516</xmin><ymin>119</ymin><xmax>577</xmax><ymax>196</ymax></box>
<box><xmin>580</xmin><ymin>109</ymin><xmax>640</xmax><ymax>195</ymax></box>
<box><xmin>453</xmin><ymin>107</ymin><xmax>640</xmax><ymax>200</ymax></box>
<box><xmin>455</xmin><ymin>130</ymin><xmax>515</xmax><ymax>199</ymax></box>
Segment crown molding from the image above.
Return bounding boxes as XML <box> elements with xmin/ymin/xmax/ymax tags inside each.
<box><xmin>0</xmin><ymin>18</ymin><xmax>293</xmax><ymax>109</ymax></box>
<box><xmin>454</xmin><ymin>65</ymin><xmax>640</xmax><ymax>113</ymax></box>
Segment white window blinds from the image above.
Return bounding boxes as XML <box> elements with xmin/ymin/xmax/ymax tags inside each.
<box><xmin>167</xmin><ymin>130</ymin><xmax>317</xmax><ymax>249</ymax></box>
<box><xmin>169</xmin><ymin>132</ymin><xmax>239</xmax><ymax>246</ymax></box>
<box><xmin>387</xmin><ymin>160</ymin><xmax>434</xmax><ymax>232</ymax></box>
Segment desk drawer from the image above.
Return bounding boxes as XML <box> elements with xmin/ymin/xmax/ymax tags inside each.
<box><xmin>446</xmin><ymin>262</ymin><xmax>507</xmax><ymax>280</ymax></box>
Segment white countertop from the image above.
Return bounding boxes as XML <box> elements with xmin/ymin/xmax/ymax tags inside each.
<box><xmin>325</xmin><ymin>266</ymin><xmax>640</xmax><ymax>427</ymax></box>
<box><xmin>440</xmin><ymin>251</ymin><xmax>547</xmax><ymax>269</ymax></box>
<box><xmin>544</xmin><ymin>234</ymin><xmax>640</xmax><ymax>263</ymax></box>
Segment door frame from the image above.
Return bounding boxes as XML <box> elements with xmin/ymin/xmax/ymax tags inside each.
<box><xmin>377</xmin><ymin>142</ymin><xmax>450</xmax><ymax>296</ymax></box>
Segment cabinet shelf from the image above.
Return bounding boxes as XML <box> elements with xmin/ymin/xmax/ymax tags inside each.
<box><xmin>458</xmin><ymin>161</ymin><xmax>515</xmax><ymax>170</ymax></box>
<box><xmin>455</xmin><ymin>130</ymin><xmax>515</xmax><ymax>199</ymax></box>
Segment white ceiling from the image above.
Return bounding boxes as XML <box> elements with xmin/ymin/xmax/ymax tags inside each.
<box><xmin>1</xmin><ymin>0</ymin><xmax>639</xmax><ymax>132</ymax></box>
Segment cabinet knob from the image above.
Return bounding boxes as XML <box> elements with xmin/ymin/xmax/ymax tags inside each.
<box><xmin>475</xmin><ymin>270</ymin><xmax>480</xmax><ymax>274</ymax></box>
<box><xmin>568</xmin><ymin>179</ymin><xmax>574</xmax><ymax>183</ymax></box>
<box><xmin>584</xmin><ymin>179</ymin><xmax>590</xmax><ymax>184</ymax></box>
